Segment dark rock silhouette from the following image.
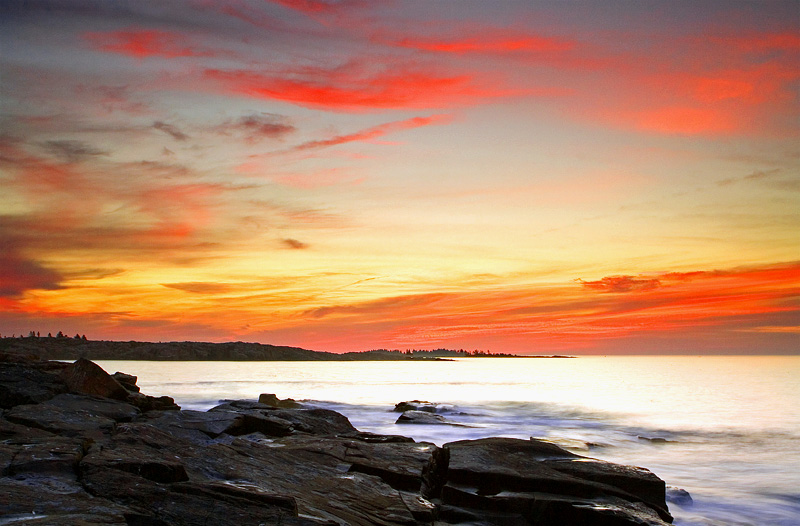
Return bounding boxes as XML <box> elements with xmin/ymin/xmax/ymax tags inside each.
<box><xmin>395</xmin><ymin>400</ymin><xmax>439</xmax><ymax>413</ymax></box>
<box><xmin>666</xmin><ymin>486</ymin><xmax>693</xmax><ymax>506</ymax></box>
<box><xmin>258</xmin><ymin>392</ymin><xmax>302</xmax><ymax>408</ymax></box>
<box><xmin>0</xmin><ymin>353</ymin><xmax>673</xmax><ymax>525</ymax></box>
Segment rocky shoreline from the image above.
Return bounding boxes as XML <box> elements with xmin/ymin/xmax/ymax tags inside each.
<box><xmin>1</xmin><ymin>352</ymin><xmax>673</xmax><ymax>525</ymax></box>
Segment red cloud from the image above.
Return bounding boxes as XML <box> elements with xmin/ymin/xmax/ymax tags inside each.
<box><xmin>573</xmin><ymin>27</ymin><xmax>799</xmax><ymax>136</ymax></box>
<box><xmin>393</xmin><ymin>34</ymin><xmax>574</xmax><ymax>54</ymax></box>
<box><xmin>84</xmin><ymin>28</ymin><xmax>216</xmax><ymax>58</ymax></box>
<box><xmin>204</xmin><ymin>66</ymin><xmax>530</xmax><ymax>111</ymax></box>
<box><xmin>0</xmin><ymin>251</ymin><xmax>63</xmax><ymax>298</ymax></box>
<box><xmin>710</xmin><ymin>31</ymin><xmax>800</xmax><ymax>53</ymax></box>
<box><xmin>270</xmin><ymin>0</ymin><xmax>368</xmax><ymax>16</ymax></box>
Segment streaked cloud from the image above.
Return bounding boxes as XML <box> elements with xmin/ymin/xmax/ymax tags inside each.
<box><xmin>0</xmin><ymin>251</ymin><xmax>63</xmax><ymax>298</ymax></box>
<box><xmin>578</xmin><ymin>276</ymin><xmax>662</xmax><ymax>293</ymax></box>
<box><xmin>282</xmin><ymin>238</ymin><xmax>309</xmax><ymax>249</ymax></box>
<box><xmin>152</xmin><ymin>121</ymin><xmax>189</xmax><ymax>141</ymax></box>
<box><xmin>162</xmin><ymin>282</ymin><xmax>234</xmax><ymax>294</ymax></box>
<box><xmin>40</xmin><ymin>140</ymin><xmax>108</xmax><ymax>163</ymax></box>
<box><xmin>287</xmin><ymin>114</ymin><xmax>451</xmax><ymax>152</ymax></box>
<box><xmin>204</xmin><ymin>64</ymin><xmax>526</xmax><ymax>111</ymax></box>
<box><xmin>83</xmin><ymin>28</ymin><xmax>217</xmax><ymax>58</ymax></box>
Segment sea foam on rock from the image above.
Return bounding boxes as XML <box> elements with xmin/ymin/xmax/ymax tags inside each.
<box><xmin>0</xmin><ymin>353</ymin><xmax>674</xmax><ymax>525</ymax></box>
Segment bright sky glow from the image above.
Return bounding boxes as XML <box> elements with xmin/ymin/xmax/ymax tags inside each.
<box><xmin>1</xmin><ymin>0</ymin><xmax>798</xmax><ymax>353</ymax></box>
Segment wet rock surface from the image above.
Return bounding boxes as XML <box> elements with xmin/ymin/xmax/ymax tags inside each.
<box><xmin>1</xmin><ymin>354</ymin><xmax>674</xmax><ymax>525</ymax></box>
<box><xmin>396</xmin><ymin>410</ymin><xmax>473</xmax><ymax>427</ymax></box>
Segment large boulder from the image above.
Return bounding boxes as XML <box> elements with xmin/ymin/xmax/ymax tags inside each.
<box><xmin>210</xmin><ymin>401</ymin><xmax>358</xmax><ymax>436</ymax></box>
<box><xmin>59</xmin><ymin>358</ymin><xmax>130</xmax><ymax>400</ymax></box>
<box><xmin>441</xmin><ymin>437</ymin><xmax>672</xmax><ymax>525</ymax></box>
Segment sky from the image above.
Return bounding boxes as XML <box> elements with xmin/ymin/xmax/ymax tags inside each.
<box><xmin>1</xmin><ymin>0</ymin><xmax>798</xmax><ymax>354</ymax></box>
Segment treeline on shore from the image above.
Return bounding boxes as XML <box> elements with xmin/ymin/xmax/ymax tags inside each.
<box><xmin>0</xmin><ymin>334</ymin><xmax>573</xmax><ymax>361</ymax></box>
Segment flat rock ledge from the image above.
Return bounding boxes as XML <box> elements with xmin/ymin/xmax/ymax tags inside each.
<box><xmin>1</xmin><ymin>353</ymin><xmax>673</xmax><ymax>526</ymax></box>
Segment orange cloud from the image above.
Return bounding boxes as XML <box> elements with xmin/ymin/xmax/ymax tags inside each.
<box><xmin>84</xmin><ymin>28</ymin><xmax>216</xmax><ymax>58</ymax></box>
<box><xmin>254</xmin><ymin>262</ymin><xmax>800</xmax><ymax>352</ymax></box>
<box><xmin>578</xmin><ymin>276</ymin><xmax>662</xmax><ymax>293</ymax></box>
<box><xmin>162</xmin><ymin>282</ymin><xmax>235</xmax><ymax>294</ymax></box>
<box><xmin>0</xmin><ymin>141</ymin><xmax>249</xmax><ymax>269</ymax></box>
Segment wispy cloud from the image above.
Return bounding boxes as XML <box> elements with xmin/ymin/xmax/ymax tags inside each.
<box><xmin>378</xmin><ymin>28</ymin><xmax>576</xmax><ymax>56</ymax></box>
<box><xmin>83</xmin><ymin>28</ymin><xmax>217</xmax><ymax>58</ymax></box>
<box><xmin>287</xmin><ymin>114</ymin><xmax>451</xmax><ymax>153</ymax></box>
<box><xmin>718</xmin><ymin>168</ymin><xmax>782</xmax><ymax>186</ymax></box>
<box><xmin>162</xmin><ymin>282</ymin><xmax>234</xmax><ymax>294</ymax></box>
<box><xmin>269</xmin><ymin>0</ymin><xmax>372</xmax><ymax>17</ymax></box>
<box><xmin>153</xmin><ymin>121</ymin><xmax>189</xmax><ymax>141</ymax></box>
<box><xmin>282</xmin><ymin>238</ymin><xmax>309</xmax><ymax>249</ymax></box>
<box><xmin>577</xmin><ymin>276</ymin><xmax>662</xmax><ymax>293</ymax></box>
<box><xmin>40</xmin><ymin>140</ymin><xmax>108</xmax><ymax>163</ymax></box>
<box><xmin>216</xmin><ymin>114</ymin><xmax>296</xmax><ymax>143</ymax></box>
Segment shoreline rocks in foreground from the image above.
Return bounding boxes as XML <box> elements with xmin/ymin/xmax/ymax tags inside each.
<box><xmin>1</xmin><ymin>352</ymin><xmax>673</xmax><ymax>525</ymax></box>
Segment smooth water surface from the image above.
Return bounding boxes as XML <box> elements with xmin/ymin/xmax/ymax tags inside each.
<box><xmin>97</xmin><ymin>356</ymin><xmax>800</xmax><ymax>526</ymax></box>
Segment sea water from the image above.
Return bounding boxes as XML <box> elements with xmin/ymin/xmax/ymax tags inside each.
<box><xmin>96</xmin><ymin>356</ymin><xmax>800</xmax><ymax>526</ymax></box>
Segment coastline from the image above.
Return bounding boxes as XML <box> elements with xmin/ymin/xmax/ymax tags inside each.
<box><xmin>1</xmin><ymin>351</ymin><xmax>670</xmax><ymax>525</ymax></box>
<box><xmin>0</xmin><ymin>336</ymin><xmax>573</xmax><ymax>361</ymax></box>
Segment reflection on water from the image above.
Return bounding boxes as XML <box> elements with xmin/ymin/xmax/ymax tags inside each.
<box><xmin>97</xmin><ymin>356</ymin><xmax>800</xmax><ymax>526</ymax></box>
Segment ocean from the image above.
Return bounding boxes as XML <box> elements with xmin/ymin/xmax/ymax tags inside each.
<box><xmin>96</xmin><ymin>356</ymin><xmax>800</xmax><ymax>526</ymax></box>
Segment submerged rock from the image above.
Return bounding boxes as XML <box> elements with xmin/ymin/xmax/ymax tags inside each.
<box><xmin>396</xmin><ymin>410</ymin><xmax>472</xmax><ymax>427</ymax></box>
<box><xmin>394</xmin><ymin>400</ymin><xmax>438</xmax><ymax>413</ymax></box>
<box><xmin>666</xmin><ymin>486</ymin><xmax>693</xmax><ymax>506</ymax></box>
<box><xmin>0</xmin><ymin>354</ymin><xmax>677</xmax><ymax>525</ymax></box>
<box><xmin>394</xmin><ymin>400</ymin><xmax>457</xmax><ymax>414</ymax></box>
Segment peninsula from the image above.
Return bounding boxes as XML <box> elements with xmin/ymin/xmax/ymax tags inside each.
<box><xmin>0</xmin><ymin>336</ymin><xmax>572</xmax><ymax>361</ymax></box>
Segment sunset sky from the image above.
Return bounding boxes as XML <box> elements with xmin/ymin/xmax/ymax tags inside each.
<box><xmin>1</xmin><ymin>0</ymin><xmax>798</xmax><ymax>354</ymax></box>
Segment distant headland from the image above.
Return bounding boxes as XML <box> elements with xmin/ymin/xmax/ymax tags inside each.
<box><xmin>0</xmin><ymin>333</ymin><xmax>574</xmax><ymax>361</ymax></box>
